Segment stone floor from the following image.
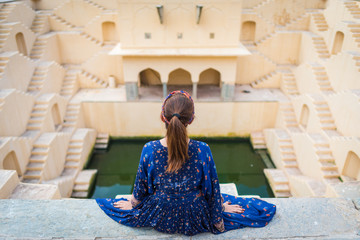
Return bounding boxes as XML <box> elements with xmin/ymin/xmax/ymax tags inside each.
<box><xmin>0</xmin><ymin>197</ymin><xmax>359</xmax><ymax>239</ymax></box>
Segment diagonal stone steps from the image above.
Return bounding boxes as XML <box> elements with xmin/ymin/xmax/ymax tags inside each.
<box><xmin>250</xmin><ymin>70</ymin><xmax>278</xmax><ymax>88</ymax></box>
<box><xmin>63</xmin><ymin>102</ymin><xmax>81</xmax><ymax>128</ymax></box>
<box><xmin>279</xmin><ymin>102</ymin><xmax>302</xmax><ymax>133</ymax></box>
<box><xmin>0</xmin><ymin>23</ymin><xmax>12</xmax><ymax>49</ymax></box>
<box><xmin>309</xmin><ymin>94</ymin><xmax>337</xmax><ymax>131</ymax></box>
<box><xmin>264</xmin><ymin>169</ymin><xmax>292</xmax><ymax>197</ymax></box>
<box><xmin>94</xmin><ymin>132</ymin><xmax>109</xmax><ymax>150</ymax></box>
<box><xmin>30</xmin><ymin>37</ymin><xmax>47</xmax><ymax>60</ymax></box>
<box><xmin>30</xmin><ymin>12</ymin><xmax>48</xmax><ymax>35</ymax></box>
<box><xmin>26</xmin><ymin>99</ymin><xmax>50</xmax><ymax>131</ymax></box>
<box><xmin>83</xmin><ymin>0</ymin><xmax>106</xmax><ymax>11</ymax></box>
<box><xmin>308</xmin><ymin>62</ymin><xmax>334</xmax><ymax>92</ymax></box>
<box><xmin>80</xmin><ymin>70</ymin><xmax>108</xmax><ymax>88</ymax></box>
<box><xmin>275</xmin><ymin>129</ymin><xmax>299</xmax><ymax>169</ymax></box>
<box><xmin>22</xmin><ymin>133</ymin><xmax>54</xmax><ymax>183</ymax></box>
<box><xmin>347</xmin><ymin>23</ymin><xmax>360</xmax><ymax>48</ymax></box>
<box><xmin>27</xmin><ymin>65</ymin><xmax>48</xmax><ymax>94</ymax></box>
<box><xmin>250</xmin><ymin>131</ymin><xmax>267</xmax><ymax>149</ymax></box>
<box><xmin>311</xmin><ymin>35</ymin><xmax>330</xmax><ymax>59</ymax></box>
<box><xmin>280</xmin><ymin>68</ymin><xmax>299</xmax><ymax>96</ymax></box>
<box><xmin>309</xmin><ymin>133</ymin><xmax>341</xmax><ymax>183</ymax></box>
<box><xmin>60</xmin><ymin>68</ymin><xmax>80</xmax><ymax>98</ymax></box>
<box><xmin>0</xmin><ymin>3</ymin><xmax>16</xmax><ymax>22</ymax></box>
<box><xmin>344</xmin><ymin>1</ymin><xmax>360</xmax><ymax>20</ymax></box>
<box><xmin>0</xmin><ymin>52</ymin><xmax>10</xmax><ymax>75</ymax></box>
<box><xmin>311</xmin><ymin>11</ymin><xmax>329</xmax><ymax>32</ymax></box>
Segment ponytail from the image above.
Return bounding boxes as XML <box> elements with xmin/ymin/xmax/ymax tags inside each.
<box><xmin>161</xmin><ymin>91</ymin><xmax>195</xmax><ymax>173</ymax></box>
<box><xmin>166</xmin><ymin>114</ymin><xmax>188</xmax><ymax>173</ymax></box>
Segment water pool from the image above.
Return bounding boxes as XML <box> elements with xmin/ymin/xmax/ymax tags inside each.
<box><xmin>87</xmin><ymin>138</ymin><xmax>274</xmax><ymax>198</ymax></box>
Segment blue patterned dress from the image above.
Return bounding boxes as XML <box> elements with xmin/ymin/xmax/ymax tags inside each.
<box><xmin>96</xmin><ymin>139</ymin><xmax>276</xmax><ymax>236</ymax></box>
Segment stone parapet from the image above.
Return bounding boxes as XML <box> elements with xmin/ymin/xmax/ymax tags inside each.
<box><xmin>0</xmin><ymin>198</ymin><xmax>359</xmax><ymax>239</ymax></box>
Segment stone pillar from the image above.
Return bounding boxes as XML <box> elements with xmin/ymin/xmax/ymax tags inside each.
<box><xmin>162</xmin><ymin>83</ymin><xmax>167</xmax><ymax>98</ymax></box>
<box><xmin>221</xmin><ymin>83</ymin><xmax>235</xmax><ymax>101</ymax></box>
<box><xmin>192</xmin><ymin>82</ymin><xmax>197</xmax><ymax>100</ymax></box>
<box><xmin>125</xmin><ymin>82</ymin><xmax>138</xmax><ymax>101</ymax></box>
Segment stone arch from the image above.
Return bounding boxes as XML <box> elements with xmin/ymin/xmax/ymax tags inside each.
<box><xmin>102</xmin><ymin>21</ymin><xmax>117</xmax><ymax>42</ymax></box>
<box><xmin>139</xmin><ymin>68</ymin><xmax>162</xmax><ymax>86</ymax></box>
<box><xmin>3</xmin><ymin>151</ymin><xmax>21</xmax><ymax>176</ymax></box>
<box><xmin>331</xmin><ymin>31</ymin><xmax>344</xmax><ymax>55</ymax></box>
<box><xmin>197</xmin><ymin>68</ymin><xmax>221</xmax><ymax>100</ymax></box>
<box><xmin>51</xmin><ymin>103</ymin><xmax>61</xmax><ymax>130</ymax></box>
<box><xmin>15</xmin><ymin>32</ymin><xmax>27</xmax><ymax>55</ymax></box>
<box><xmin>300</xmin><ymin>104</ymin><xmax>310</xmax><ymax>129</ymax></box>
<box><xmin>168</xmin><ymin>68</ymin><xmax>192</xmax><ymax>85</ymax></box>
<box><xmin>168</xmin><ymin>68</ymin><xmax>192</xmax><ymax>93</ymax></box>
<box><xmin>199</xmin><ymin>68</ymin><xmax>221</xmax><ymax>86</ymax></box>
<box><xmin>342</xmin><ymin>151</ymin><xmax>360</xmax><ymax>180</ymax></box>
<box><xmin>241</xmin><ymin>21</ymin><xmax>256</xmax><ymax>41</ymax></box>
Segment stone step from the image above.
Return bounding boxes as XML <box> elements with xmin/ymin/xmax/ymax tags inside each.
<box><xmin>322</xmin><ymin>170</ymin><xmax>340</xmax><ymax>178</ymax></box>
<box><xmin>66</xmin><ymin>155</ymin><xmax>81</xmax><ymax>161</ymax></box>
<box><xmin>23</xmin><ymin>170</ymin><xmax>41</xmax><ymax>179</ymax></box>
<box><xmin>27</xmin><ymin>162</ymin><xmax>44</xmax><ymax>171</ymax></box>
<box><xmin>320</xmin><ymin>162</ymin><xmax>338</xmax><ymax>171</ymax></box>
<box><xmin>73</xmin><ymin>184</ymin><xmax>89</xmax><ymax>192</ymax></box>
<box><xmin>64</xmin><ymin>161</ymin><xmax>80</xmax><ymax>168</ymax></box>
<box><xmin>71</xmin><ymin>191</ymin><xmax>88</xmax><ymax>198</ymax></box>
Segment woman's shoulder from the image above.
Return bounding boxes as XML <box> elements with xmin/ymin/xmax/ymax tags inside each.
<box><xmin>190</xmin><ymin>139</ymin><xmax>211</xmax><ymax>151</ymax></box>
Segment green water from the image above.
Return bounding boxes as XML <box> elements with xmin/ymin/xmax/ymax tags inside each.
<box><xmin>87</xmin><ymin>138</ymin><xmax>274</xmax><ymax>198</ymax></box>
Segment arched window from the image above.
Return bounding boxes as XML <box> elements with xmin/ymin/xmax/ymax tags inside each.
<box><xmin>300</xmin><ymin>104</ymin><xmax>310</xmax><ymax>129</ymax></box>
<box><xmin>342</xmin><ymin>151</ymin><xmax>360</xmax><ymax>180</ymax></box>
<box><xmin>168</xmin><ymin>68</ymin><xmax>192</xmax><ymax>93</ymax></box>
<box><xmin>331</xmin><ymin>31</ymin><xmax>344</xmax><ymax>55</ymax></box>
<box><xmin>139</xmin><ymin>68</ymin><xmax>161</xmax><ymax>86</ymax></box>
<box><xmin>241</xmin><ymin>21</ymin><xmax>256</xmax><ymax>42</ymax></box>
<box><xmin>3</xmin><ymin>151</ymin><xmax>21</xmax><ymax>176</ymax></box>
<box><xmin>102</xmin><ymin>21</ymin><xmax>117</xmax><ymax>42</ymax></box>
<box><xmin>51</xmin><ymin>103</ymin><xmax>61</xmax><ymax>130</ymax></box>
<box><xmin>16</xmin><ymin>32</ymin><xmax>27</xmax><ymax>55</ymax></box>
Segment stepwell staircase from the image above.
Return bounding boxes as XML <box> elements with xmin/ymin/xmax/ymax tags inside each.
<box><xmin>22</xmin><ymin>133</ymin><xmax>51</xmax><ymax>183</ymax></box>
<box><xmin>30</xmin><ymin>13</ymin><xmax>48</xmax><ymax>35</ymax></box>
<box><xmin>0</xmin><ymin>52</ymin><xmax>10</xmax><ymax>75</ymax></box>
<box><xmin>344</xmin><ymin>1</ymin><xmax>360</xmax><ymax>20</ymax></box>
<box><xmin>279</xmin><ymin>102</ymin><xmax>302</xmax><ymax>133</ymax></box>
<box><xmin>264</xmin><ymin>169</ymin><xmax>291</xmax><ymax>197</ymax></box>
<box><xmin>30</xmin><ymin>37</ymin><xmax>47</xmax><ymax>60</ymax></box>
<box><xmin>0</xmin><ymin>3</ymin><xmax>16</xmax><ymax>22</ymax></box>
<box><xmin>80</xmin><ymin>70</ymin><xmax>108</xmax><ymax>88</ymax></box>
<box><xmin>250</xmin><ymin>131</ymin><xmax>266</xmax><ymax>149</ymax></box>
<box><xmin>310</xmin><ymin>95</ymin><xmax>337</xmax><ymax>131</ymax></box>
<box><xmin>250</xmin><ymin>70</ymin><xmax>278</xmax><ymax>88</ymax></box>
<box><xmin>63</xmin><ymin>101</ymin><xmax>81</xmax><ymax>128</ymax></box>
<box><xmin>27</xmin><ymin>65</ymin><xmax>48</xmax><ymax>94</ymax></box>
<box><xmin>348</xmin><ymin>22</ymin><xmax>360</xmax><ymax>48</ymax></box>
<box><xmin>60</xmin><ymin>69</ymin><xmax>79</xmax><ymax>98</ymax></box>
<box><xmin>26</xmin><ymin>97</ymin><xmax>50</xmax><ymax>131</ymax></box>
<box><xmin>309</xmin><ymin>133</ymin><xmax>341</xmax><ymax>183</ymax></box>
<box><xmin>310</xmin><ymin>11</ymin><xmax>329</xmax><ymax>32</ymax></box>
<box><xmin>63</xmin><ymin>129</ymin><xmax>89</xmax><ymax>171</ymax></box>
<box><xmin>0</xmin><ymin>23</ymin><xmax>12</xmax><ymax>50</ymax></box>
<box><xmin>280</xmin><ymin>68</ymin><xmax>299</xmax><ymax>96</ymax></box>
<box><xmin>309</xmin><ymin>62</ymin><xmax>334</xmax><ymax>92</ymax></box>
<box><xmin>312</xmin><ymin>35</ymin><xmax>330</xmax><ymax>59</ymax></box>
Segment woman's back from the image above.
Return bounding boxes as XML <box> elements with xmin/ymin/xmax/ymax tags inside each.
<box><xmin>127</xmin><ymin>139</ymin><xmax>223</xmax><ymax>235</ymax></box>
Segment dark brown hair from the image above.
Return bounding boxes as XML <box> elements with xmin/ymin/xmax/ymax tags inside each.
<box><xmin>162</xmin><ymin>93</ymin><xmax>194</xmax><ymax>173</ymax></box>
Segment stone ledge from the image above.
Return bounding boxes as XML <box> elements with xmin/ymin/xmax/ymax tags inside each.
<box><xmin>0</xmin><ymin>198</ymin><xmax>359</xmax><ymax>239</ymax></box>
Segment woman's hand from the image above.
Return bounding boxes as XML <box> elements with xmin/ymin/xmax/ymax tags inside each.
<box><xmin>223</xmin><ymin>201</ymin><xmax>245</xmax><ymax>213</ymax></box>
<box><xmin>113</xmin><ymin>200</ymin><xmax>133</xmax><ymax>210</ymax></box>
